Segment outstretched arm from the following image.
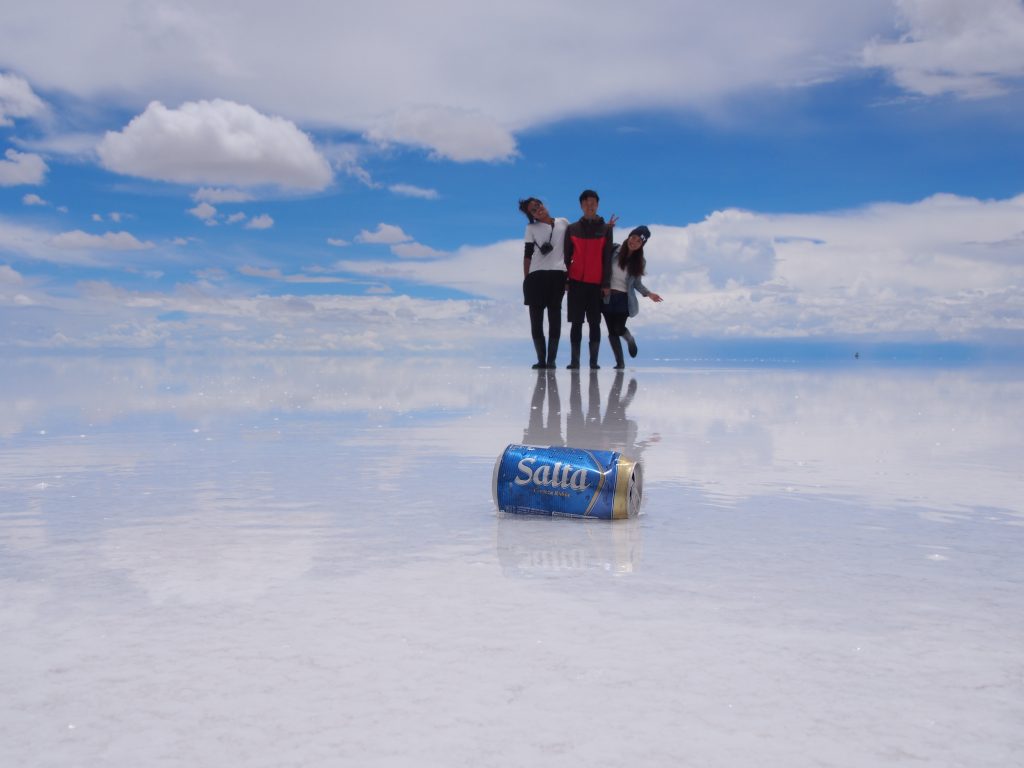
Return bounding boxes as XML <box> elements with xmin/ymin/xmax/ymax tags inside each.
<box><xmin>635</xmin><ymin>277</ymin><xmax>663</xmax><ymax>302</ymax></box>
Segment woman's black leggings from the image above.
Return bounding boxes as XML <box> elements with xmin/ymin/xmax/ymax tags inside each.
<box><xmin>604</xmin><ymin>311</ymin><xmax>628</xmax><ymax>337</ymax></box>
<box><xmin>530</xmin><ymin>303</ymin><xmax>561</xmax><ymax>341</ymax></box>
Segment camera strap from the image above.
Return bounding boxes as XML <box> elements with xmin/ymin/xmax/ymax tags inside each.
<box><xmin>533</xmin><ymin>221</ymin><xmax>555</xmax><ymax>251</ymax></box>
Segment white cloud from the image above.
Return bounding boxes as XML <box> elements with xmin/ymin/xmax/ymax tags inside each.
<box><xmin>97</xmin><ymin>99</ymin><xmax>333</xmax><ymax>190</ymax></box>
<box><xmin>365</xmin><ymin>105</ymin><xmax>517</xmax><ymax>162</ymax></box>
<box><xmin>334</xmin><ymin>240</ymin><xmax>524</xmax><ymax>300</ymax></box>
<box><xmin>226</xmin><ymin>212</ymin><xmax>246</xmax><ymax>224</ymax></box>
<box><xmin>0</xmin><ymin>73</ymin><xmax>46</xmax><ymax>125</ymax></box>
<box><xmin>327</xmin><ymin>238</ymin><xmax>349</xmax><ymax>247</ymax></box>
<box><xmin>389</xmin><ymin>183</ymin><xmax>439</xmax><ymax>200</ymax></box>
<box><xmin>22</xmin><ymin>193</ymin><xmax>48</xmax><ymax>206</ymax></box>
<box><xmin>1</xmin><ymin>217</ymin><xmax>156</xmax><ymax>266</ymax></box>
<box><xmin>344</xmin><ymin>164</ymin><xmax>378</xmax><ymax>188</ymax></box>
<box><xmin>321</xmin><ymin>142</ymin><xmax>379</xmax><ymax>188</ymax></box>
<box><xmin>238</xmin><ymin>265</ymin><xmax>281</xmax><ymax>279</ymax></box>
<box><xmin>0</xmin><ymin>218</ymin><xmax>77</xmax><ymax>264</ymax></box>
<box><xmin>0</xmin><ymin>3</ymin><xmax>900</xmax><ymax>158</ymax></box>
<box><xmin>193</xmin><ymin>187</ymin><xmax>254</xmax><ymax>203</ymax></box>
<box><xmin>335</xmin><ymin>193</ymin><xmax>1024</xmax><ymax>341</ymax></box>
<box><xmin>1</xmin><ymin>280</ymin><xmax>496</xmax><ymax>353</ymax></box>
<box><xmin>11</xmin><ymin>132</ymin><xmax>103</xmax><ymax>159</ymax></box>
<box><xmin>356</xmin><ymin>223</ymin><xmax>413</xmax><ymax>244</ymax></box>
<box><xmin>245</xmin><ymin>214</ymin><xmax>273</xmax><ymax>230</ymax></box>
<box><xmin>863</xmin><ymin>0</ymin><xmax>1024</xmax><ymax>98</ymax></box>
<box><xmin>49</xmin><ymin>230</ymin><xmax>156</xmax><ymax>251</ymax></box>
<box><xmin>4</xmin><ymin>190</ymin><xmax>1024</xmax><ymax>349</ymax></box>
<box><xmin>195</xmin><ymin>267</ymin><xmax>228</xmax><ymax>281</ymax></box>
<box><xmin>188</xmin><ymin>202</ymin><xmax>218</xmax><ymax>221</ymax></box>
<box><xmin>92</xmin><ymin>213</ymin><xmax>103</xmax><ymax>222</ymax></box>
<box><xmin>0</xmin><ymin>264</ymin><xmax>24</xmax><ymax>284</ymax></box>
<box><xmin>0</xmin><ymin>149</ymin><xmax>47</xmax><ymax>186</ymax></box>
<box><xmin>645</xmin><ymin>195</ymin><xmax>1024</xmax><ymax>338</ymax></box>
<box><xmin>238</xmin><ymin>264</ymin><xmax>351</xmax><ymax>283</ymax></box>
<box><xmin>679</xmin><ymin>209</ymin><xmax>778</xmax><ymax>288</ymax></box>
<box><xmin>390</xmin><ymin>242</ymin><xmax>448</xmax><ymax>259</ymax></box>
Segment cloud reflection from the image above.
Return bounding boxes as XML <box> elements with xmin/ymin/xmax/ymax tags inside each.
<box><xmin>1</xmin><ymin>355</ymin><xmax>1021</xmax><ymax>520</ymax></box>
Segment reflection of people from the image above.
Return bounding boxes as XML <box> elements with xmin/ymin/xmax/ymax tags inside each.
<box><xmin>602</xmin><ymin>226</ymin><xmax>663</xmax><ymax>369</ymax></box>
<box><xmin>601</xmin><ymin>371</ymin><xmax>639</xmax><ymax>452</ymax></box>
<box><xmin>600</xmin><ymin>371</ymin><xmax>659</xmax><ymax>462</ymax></box>
<box><xmin>518</xmin><ymin>197</ymin><xmax>569</xmax><ymax>369</ymax></box>
<box><xmin>566</xmin><ymin>370</ymin><xmax>604</xmax><ymax>449</ymax></box>
<box><xmin>521</xmin><ymin>370</ymin><xmax>563</xmax><ymax>447</ymax></box>
<box><xmin>564</xmin><ymin>189</ymin><xmax>616</xmax><ymax>370</ymax></box>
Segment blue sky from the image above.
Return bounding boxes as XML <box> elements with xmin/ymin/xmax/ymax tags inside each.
<box><xmin>1</xmin><ymin>0</ymin><xmax>1023</xmax><ymax>358</ymax></box>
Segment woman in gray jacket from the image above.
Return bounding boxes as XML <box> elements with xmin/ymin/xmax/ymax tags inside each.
<box><xmin>602</xmin><ymin>225</ymin><xmax>663</xmax><ymax>369</ymax></box>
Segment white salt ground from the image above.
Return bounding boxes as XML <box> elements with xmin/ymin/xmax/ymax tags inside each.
<box><xmin>1</xmin><ymin>355</ymin><xmax>1021</xmax><ymax>767</ymax></box>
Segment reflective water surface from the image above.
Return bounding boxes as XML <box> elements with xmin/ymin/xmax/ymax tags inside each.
<box><xmin>1</xmin><ymin>356</ymin><xmax>1022</xmax><ymax>767</ymax></box>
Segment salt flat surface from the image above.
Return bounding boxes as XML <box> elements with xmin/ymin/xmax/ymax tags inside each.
<box><xmin>1</xmin><ymin>355</ymin><xmax>1022</xmax><ymax>767</ymax></box>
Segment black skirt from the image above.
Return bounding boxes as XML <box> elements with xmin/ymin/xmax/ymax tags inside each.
<box><xmin>602</xmin><ymin>291</ymin><xmax>629</xmax><ymax>335</ymax></box>
<box><xmin>523</xmin><ymin>269</ymin><xmax>566</xmax><ymax>307</ymax></box>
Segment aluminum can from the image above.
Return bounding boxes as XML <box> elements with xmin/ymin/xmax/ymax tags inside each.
<box><xmin>492</xmin><ymin>443</ymin><xmax>643</xmax><ymax>520</ymax></box>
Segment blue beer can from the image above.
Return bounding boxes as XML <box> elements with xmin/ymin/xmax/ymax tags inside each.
<box><xmin>492</xmin><ymin>444</ymin><xmax>643</xmax><ymax>520</ymax></box>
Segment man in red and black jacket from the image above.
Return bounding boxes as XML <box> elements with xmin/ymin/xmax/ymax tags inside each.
<box><xmin>563</xmin><ymin>189</ymin><xmax>615</xmax><ymax>369</ymax></box>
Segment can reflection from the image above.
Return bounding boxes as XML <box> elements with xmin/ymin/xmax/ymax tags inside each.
<box><xmin>495</xmin><ymin>514</ymin><xmax>643</xmax><ymax>576</ymax></box>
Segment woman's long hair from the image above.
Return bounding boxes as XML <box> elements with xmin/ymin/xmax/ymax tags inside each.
<box><xmin>617</xmin><ymin>242</ymin><xmax>646</xmax><ymax>277</ymax></box>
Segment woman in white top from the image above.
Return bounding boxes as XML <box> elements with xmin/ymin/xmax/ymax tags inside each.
<box><xmin>518</xmin><ymin>197</ymin><xmax>569</xmax><ymax>369</ymax></box>
<box><xmin>602</xmin><ymin>225</ymin><xmax>663</xmax><ymax>369</ymax></box>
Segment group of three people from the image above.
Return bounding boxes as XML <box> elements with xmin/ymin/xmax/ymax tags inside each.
<box><xmin>519</xmin><ymin>189</ymin><xmax>663</xmax><ymax>370</ymax></box>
